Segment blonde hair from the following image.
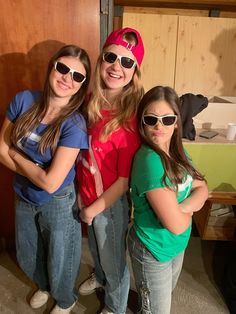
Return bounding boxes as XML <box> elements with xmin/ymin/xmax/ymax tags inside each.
<box><xmin>86</xmin><ymin>32</ymin><xmax>144</xmax><ymax>141</ymax></box>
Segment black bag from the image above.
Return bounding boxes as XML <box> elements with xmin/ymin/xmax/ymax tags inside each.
<box><xmin>179</xmin><ymin>93</ymin><xmax>208</xmax><ymax>141</ymax></box>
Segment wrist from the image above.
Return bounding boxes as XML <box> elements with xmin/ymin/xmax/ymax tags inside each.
<box><xmin>85</xmin><ymin>207</ymin><xmax>95</xmax><ymax>219</ymax></box>
<box><xmin>10</xmin><ymin>150</ymin><xmax>18</xmax><ymax>160</ymax></box>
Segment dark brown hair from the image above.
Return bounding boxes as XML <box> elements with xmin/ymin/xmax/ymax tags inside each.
<box><xmin>11</xmin><ymin>44</ymin><xmax>91</xmax><ymax>153</ymax></box>
<box><xmin>137</xmin><ymin>86</ymin><xmax>205</xmax><ymax>188</ymax></box>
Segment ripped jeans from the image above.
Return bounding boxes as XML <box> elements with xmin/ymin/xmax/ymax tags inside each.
<box><xmin>128</xmin><ymin>226</ymin><xmax>184</xmax><ymax>314</ymax></box>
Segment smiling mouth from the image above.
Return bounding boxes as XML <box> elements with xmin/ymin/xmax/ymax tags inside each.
<box><xmin>108</xmin><ymin>72</ymin><xmax>121</xmax><ymax>79</ymax></box>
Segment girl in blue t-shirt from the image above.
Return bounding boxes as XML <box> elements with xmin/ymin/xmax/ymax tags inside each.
<box><xmin>0</xmin><ymin>45</ymin><xmax>91</xmax><ymax>314</ymax></box>
<box><xmin>128</xmin><ymin>86</ymin><xmax>208</xmax><ymax>314</ymax></box>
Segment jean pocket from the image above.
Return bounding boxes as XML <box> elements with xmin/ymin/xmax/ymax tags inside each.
<box><xmin>53</xmin><ymin>184</ymin><xmax>75</xmax><ymax>201</ymax></box>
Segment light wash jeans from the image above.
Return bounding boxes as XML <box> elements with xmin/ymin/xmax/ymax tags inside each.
<box><xmin>15</xmin><ymin>183</ymin><xmax>81</xmax><ymax>309</ymax></box>
<box><xmin>128</xmin><ymin>226</ymin><xmax>184</xmax><ymax>314</ymax></box>
<box><xmin>88</xmin><ymin>194</ymin><xmax>130</xmax><ymax>314</ymax></box>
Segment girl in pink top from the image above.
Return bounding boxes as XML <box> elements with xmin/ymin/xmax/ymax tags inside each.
<box><xmin>76</xmin><ymin>27</ymin><xmax>145</xmax><ymax>314</ymax></box>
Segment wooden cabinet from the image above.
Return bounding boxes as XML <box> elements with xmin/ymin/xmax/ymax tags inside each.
<box><xmin>122</xmin><ymin>10</ymin><xmax>236</xmax><ymax>96</ymax></box>
<box><xmin>194</xmin><ymin>192</ymin><xmax>236</xmax><ymax>240</ymax></box>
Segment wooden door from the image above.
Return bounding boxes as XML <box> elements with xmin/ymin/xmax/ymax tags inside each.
<box><xmin>0</xmin><ymin>0</ymin><xmax>100</xmax><ymax>247</ymax></box>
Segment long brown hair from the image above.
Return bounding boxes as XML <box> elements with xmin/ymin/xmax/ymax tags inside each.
<box><xmin>137</xmin><ymin>86</ymin><xmax>205</xmax><ymax>189</ymax></box>
<box><xmin>11</xmin><ymin>45</ymin><xmax>91</xmax><ymax>153</ymax></box>
<box><xmin>86</xmin><ymin>32</ymin><xmax>144</xmax><ymax>141</ymax></box>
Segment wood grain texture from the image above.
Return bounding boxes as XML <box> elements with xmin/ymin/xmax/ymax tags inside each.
<box><xmin>0</xmin><ymin>0</ymin><xmax>100</xmax><ymax>241</ymax></box>
<box><xmin>175</xmin><ymin>16</ymin><xmax>236</xmax><ymax>95</ymax></box>
<box><xmin>123</xmin><ymin>9</ymin><xmax>236</xmax><ymax>96</ymax></box>
<box><xmin>123</xmin><ymin>6</ymin><xmax>209</xmax><ymax>16</ymax></box>
<box><xmin>115</xmin><ymin>0</ymin><xmax>236</xmax><ymax>10</ymax></box>
<box><xmin>123</xmin><ymin>11</ymin><xmax>178</xmax><ymax>91</ymax></box>
<box><xmin>122</xmin><ymin>5</ymin><xmax>236</xmax><ymax>17</ymax></box>
<box><xmin>0</xmin><ymin>0</ymin><xmax>100</xmax><ymax>114</ymax></box>
<box><xmin>194</xmin><ymin>193</ymin><xmax>236</xmax><ymax>240</ymax></box>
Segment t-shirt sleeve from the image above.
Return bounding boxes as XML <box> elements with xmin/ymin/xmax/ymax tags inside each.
<box><xmin>59</xmin><ymin>114</ymin><xmax>88</xmax><ymax>149</ymax></box>
<box><xmin>6</xmin><ymin>90</ymin><xmax>39</xmax><ymax>122</ymax></box>
<box><xmin>133</xmin><ymin>150</ymin><xmax>166</xmax><ymax>196</ymax></box>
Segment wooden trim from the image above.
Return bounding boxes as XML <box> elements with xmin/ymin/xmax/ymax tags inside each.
<box><xmin>113</xmin><ymin>16</ymin><xmax>123</xmax><ymax>29</ymax></box>
<box><xmin>194</xmin><ymin>192</ymin><xmax>236</xmax><ymax>241</ymax></box>
<box><xmin>123</xmin><ymin>6</ymin><xmax>209</xmax><ymax>15</ymax></box>
<box><xmin>208</xmin><ymin>192</ymin><xmax>236</xmax><ymax>205</ymax></box>
<box><xmin>122</xmin><ymin>5</ymin><xmax>236</xmax><ymax>16</ymax></box>
<box><xmin>115</xmin><ymin>1</ymin><xmax>236</xmax><ymax>11</ymax></box>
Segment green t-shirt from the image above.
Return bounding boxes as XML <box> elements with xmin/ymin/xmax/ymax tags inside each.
<box><xmin>131</xmin><ymin>144</ymin><xmax>192</xmax><ymax>262</ymax></box>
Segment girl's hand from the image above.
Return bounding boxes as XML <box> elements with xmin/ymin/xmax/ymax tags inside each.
<box><xmin>180</xmin><ymin>202</ymin><xmax>192</xmax><ymax>214</ymax></box>
<box><xmin>80</xmin><ymin>208</ymin><xmax>94</xmax><ymax>225</ymax></box>
<box><xmin>181</xmin><ymin>205</ymin><xmax>193</xmax><ymax>216</ymax></box>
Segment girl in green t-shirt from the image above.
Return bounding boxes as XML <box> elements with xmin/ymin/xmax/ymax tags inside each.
<box><xmin>128</xmin><ymin>86</ymin><xmax>208</xmax><ymax>314</ymax></box>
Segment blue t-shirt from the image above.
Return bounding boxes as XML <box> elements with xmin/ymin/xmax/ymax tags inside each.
<box><xmin>7</xmin><ymin>90</ymin><xmax>88</xmax><ymax>205</ymax></box>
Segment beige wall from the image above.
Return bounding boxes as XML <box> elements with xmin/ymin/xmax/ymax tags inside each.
<box><xmin>123</xmin><ymin>9</ymin><xmax>236</xmax><ymax>96</ymax></box>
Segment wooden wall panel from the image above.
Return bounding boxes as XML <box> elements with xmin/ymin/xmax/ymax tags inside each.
<box><xmin>175</xmin><ymin>16</ymin><xmax>236</xmax><ymax>95</ymax></box>
<box><xmin>0</xmin><ymin>0</ymin><xmax>100</xmax><ymax>244</ymax></box>
<box><xmin>123</xmin><ymin>11</ymin><xmax>178</xmax><ymax>92</ymax></box>
<box><xmin>123</xmin><ymin>6</ymin><xmax>209</xmax><ymax>16</ymax></box>
<box><xmin>0</xmin><ymin>0</ymin><xmax>100</xmax><ymax>115</ymax></box>
<box><xmin>123</xmin><ymin>9</ymin><xmax>236</xmax><ymax>96</ymax></box>
<box><xmin>115</xmin><ymin>0</ymin><xmax>236</xmax><ymax>10</ymax></box>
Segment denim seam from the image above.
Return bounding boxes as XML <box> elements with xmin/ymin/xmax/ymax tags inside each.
<box><xmin>141</xmin><ymin>246</ymin><xmax>151</xmax><ymax>313</ymax></box>
<box><xmin>109</xmin><ymin>206</ymin><xmax>121</xmax><ymax>312</ymax></box>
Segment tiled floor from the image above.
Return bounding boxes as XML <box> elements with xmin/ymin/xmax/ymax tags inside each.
<box><xmin>0</xmin><ymin>235</ymin><xmax>231</xmax><ymax>314</ymax></box>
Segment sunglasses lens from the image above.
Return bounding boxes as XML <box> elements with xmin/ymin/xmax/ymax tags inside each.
<box><xmin>73</xmin><ymin>72</ymin><xmax>85</xmax><ymax>83</ymax></box>
<box><xmin>143</xmin><ymin>116</ymin><xmax>158</xmax><ymax>126</ymax></box>
<box><xmin>103</xmin><ymin>52</ymin><xmax>135</xmax><ymax>69</ymax></box>
<box><xmin>121</xmin><ymin>57</ymin><xmax>135</xmax><ymax>69</ymax></box>
<box><xmin>143</xmin><ymin>115</ymin><xmax>177</xmax><ymax>126</ymax></box>
<box><xmin>103</xmin><ymin>52</ymin><xmax>117</xmax><ymax>64</ymax></box>
<box><xmin>56</xmin><ymin>62</ymin><xmax>69</xmax><ymax>75</ymax></box>
<box><xmin>55</xmin><ymin>62</ymin><xmax>85</xmax><ymax>83</ymax></box>
<box><xmin>162</xmin><ymin>116</ymin><xmax>177</xmax><ymax>125</ymax></box>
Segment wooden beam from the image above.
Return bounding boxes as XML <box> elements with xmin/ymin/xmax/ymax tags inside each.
<box><xmin>114</xmin><ymin>0</ymin><xmax>236</xmax><ymax>11</ymax></box>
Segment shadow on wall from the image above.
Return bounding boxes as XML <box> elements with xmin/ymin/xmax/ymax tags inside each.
<box><xmin>0</xmin><ymin>40</ymin><xmax>65</xmax><ymax>114</ymax></box>
<box><xmin>210</xmin><ymin>28</ymin><xmax>236</xmax><ymax>96</ymax></box>
<box><xmin>213</xmin><ymin>183</ymin><xmax>236</xmax><ymax>192</ymax></box>
<box><xmin>0</xmin><ymin>40</ymin><xmax>65</xmax><ymax>247</ymax></box>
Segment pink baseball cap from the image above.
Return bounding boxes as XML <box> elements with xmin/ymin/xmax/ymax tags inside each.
<box><xmin>103</xmin><ymin>27</ymin><xmax>145</xmax><ymax>66</ymax></box>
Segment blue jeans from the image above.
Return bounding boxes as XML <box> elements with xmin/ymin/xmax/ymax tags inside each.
<box><xmin>15</xmin><ymin>183</ymin><xmax>81</xmax><ymax>309</ymax></box>
<box><xmin>128</xmin><ymin>226</ymin><xmax>184</xmax><ymax>314</ymax></box>
<box><xmin>88</xmin><ymin>194</ymin><xmax>130</xmax><ymax>314</ymax></box>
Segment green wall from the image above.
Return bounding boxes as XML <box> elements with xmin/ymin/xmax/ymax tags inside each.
<box><xmin>184</xmin><ymin>143</ymin><xmax>236</xmax><ymax>192</ymax></box>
